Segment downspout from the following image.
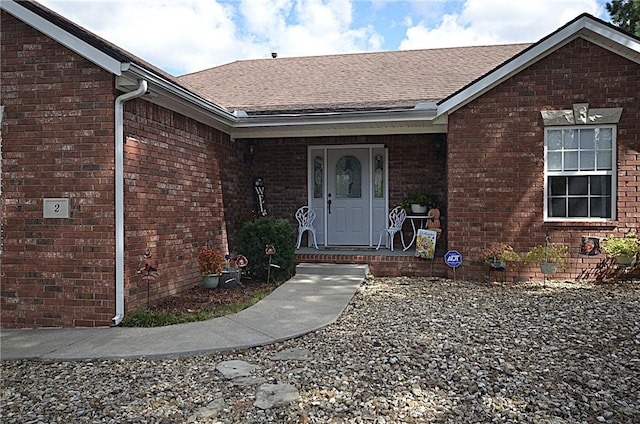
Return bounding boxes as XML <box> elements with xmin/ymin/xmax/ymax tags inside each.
<box><xmin>112</xmin><ymin>79</ymin><xmax>147</xmax><ymax>326</ymax></box>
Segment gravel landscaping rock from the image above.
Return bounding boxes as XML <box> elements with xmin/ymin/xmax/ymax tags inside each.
<box><xmin>2</xmin><ymin>277</ymin><xmax>639</xmax><ymax>423</ymax></box>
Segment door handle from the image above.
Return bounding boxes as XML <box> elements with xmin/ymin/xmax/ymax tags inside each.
<box><xmin>327</xmin><ymin>193</ymin><xmax>332</xmax><ymax>214</ymax></box>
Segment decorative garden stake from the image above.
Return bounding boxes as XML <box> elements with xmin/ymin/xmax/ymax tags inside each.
<box><xmin>265</xmin><ymin>244</ymin><xmax>279</xmax><ymax>284</ymax></box>
<box><xmin>137</xmin><ymin>248</ymin><xmax>158</xmax><ymax>308</ymax></box>
<box><xmin>236</xmin><ymin>255</ymin><xmax>248</xmax><ymax>268</ymax></box>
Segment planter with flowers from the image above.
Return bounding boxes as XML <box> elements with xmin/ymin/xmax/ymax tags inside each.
<box><xmin>401</xmin><ymin>190</ymin><xmax>438</xmax><ymax>215</ymax></box>
<box><xmin>475</xmin><ymin>242</ymin><xmax>521</xmax><ymax>270</ymax></box>
<box><xmin>601</xmin><ymin>232</ymin><xmax>640</xmax><ymax>266</ymax></box>
<box><xmin>525</xmin><ymin>243</ymin><xmax>570</xmax><ymax>275</ymax></box>
<box><xmin>197</xmin><ymin>245</ymin><xmax>226</xmax><ymax>288</ymax></box>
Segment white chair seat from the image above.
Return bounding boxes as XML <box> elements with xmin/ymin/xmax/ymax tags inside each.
<box><xmin>376</xmin><ymin>206</ymin><xmax>407</xmax><ymax>251</ymax></box>
<box><xmin>295</xmin><ymin>206</ymin><xmax>319</xmax><ymax>249</ymax></box>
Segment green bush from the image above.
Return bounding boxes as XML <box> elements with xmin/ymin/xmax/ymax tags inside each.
<box><xmin>236</xmin><ymin>216</ymin><xmax>296</xmax><ymax>281</ymax></box>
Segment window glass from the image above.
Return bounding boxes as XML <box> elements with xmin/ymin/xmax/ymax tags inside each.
<box><xmin>335</xmin><ymin>155</ymin><xmax>361</xmax><ymax>198</ymax></box>
<box><xmin>549</xmin><ymin>198</ymin><xmax>566</xmax><ymax>217</ymax></box>
<box><xmin>568</xmin><ymin>198</ymin><xmax>589</xmax><ymax>217</ymax></box>
<box><xmin>590</xmin><ymin>197</ymin><xmax>611</xmax><ymax>218</ymax></box>
<box><xmin>568</xmin><ymin>176</ymin><xmax>588</xmax><ymax>195</ymax></box>
<box><xmin>313</xmin><ymin>156</ymin><xmax>323</xmax><ymax>198</ymax></box>
<box><xmin>548</xmin><ymin>152</ymin><xmax>563</xmax><ymax>171</ymax></box>
<box><xmin>591</xmin><ymin>176</ymin><xmax>611</xmax><ymax>195</ymax></box>
<box><xmin>374</xmin><ymin>154</ymin><xmax>384</xmax><ymax>198</ymax></box>
<box><xmin>597</xmin><ymin>128</ymin><xmax>613</xmax><ymax>149</ymax></box>
<box><xmin>547</xmin><ymin>130</ymin><xmax>562</xmax><ymax>150</ymax></box>
<box><xmin>564</xmin><ymin>151</ymin><xmax>578</xmax><ymax>170</ymax></box>
<box><xmin>549</xmin><ymin>177</ymin><xmax>566</xmax><ymax>195</ymax></box>
<box><xmin>597</xmin><ymin>151</ymin><xmax>612</xmax><ymax>170</ymax></box>
<box><xmin>580</xmin><ymin>130</ymin><xmax>595</xmax><ymax>149</ymax></box>
<box><xmin>563</xmin><ymin>129</ymin><xmax>578</xmax><ymax>149</ymax></box>
<box><xmin>580</xmin><ymin>151</ymin><xmax>595</xmax><ymax>170</ymax></box>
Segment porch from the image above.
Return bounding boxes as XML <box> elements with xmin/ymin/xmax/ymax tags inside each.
<box><xmin>294</xmin><ymin>247</ymin><xmax>448</xmax><ymax>277</ymax></box>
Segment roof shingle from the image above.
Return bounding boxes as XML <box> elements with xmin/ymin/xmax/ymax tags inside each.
<box><xmin>179</xmin><ymin>44</ymin><xmax>530</xmax><ymax>114</ymax></box>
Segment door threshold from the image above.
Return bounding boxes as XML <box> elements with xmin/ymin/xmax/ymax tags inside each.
<box><xmin>321</xmin><ymin>246</ymin><xmax>377</xmax><ymax>251</ymax></box>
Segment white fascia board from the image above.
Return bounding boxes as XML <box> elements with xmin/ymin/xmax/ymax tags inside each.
<box><xmin>582</xmin><ymin>20</ymin><xmax>640</xmax><ymax>62</ymax></box>
<box><xmin>233</xmin><ymin>107</ymin><xmax>438</xmax><ymax>129</ymax></box>
<box><xmin>231</xmin><ymin>106</ymin><xmax>444</xmax><ymax>138</ymax></box>
<box><xmin>231</xmin><ymin>121</ymin><xmax>447</xmax><ymax>139</ymax></box>
<box><xmin>1</xmin><ymin>0</ymin><xmax>122</xmax><ymax>75</ymax></box>
<box><xmin>436</xmin><ymin>16</ymin><xmax>639</xmax><ymax>119</ymax></box>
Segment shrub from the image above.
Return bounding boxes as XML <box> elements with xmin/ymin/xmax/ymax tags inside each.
<box><xmin>473</xmin><ymin>242</ymin><xmax>521</xmax><ymax>265</ymax></box>
<box><xmin>236</xmin><ymin>216</ymin><xmax>296</xmax><ymax>281</ymax></box>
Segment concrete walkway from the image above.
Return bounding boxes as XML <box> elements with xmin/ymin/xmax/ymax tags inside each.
<box><xmin>0</xmin><ymin>263</ymin><xmax>367</xmax><ymax>361</ymax></box>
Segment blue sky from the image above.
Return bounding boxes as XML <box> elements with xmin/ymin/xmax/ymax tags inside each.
<box><xmin>38</xmin><ymin>0</ymin><xmax>610</xmax><ymax>76</ymax></box>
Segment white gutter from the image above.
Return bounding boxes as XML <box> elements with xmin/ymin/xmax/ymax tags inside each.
<box><xmin>112</xmin><ymin>80</ymin><xmax>147</xmax><ymax>326</ymax></box>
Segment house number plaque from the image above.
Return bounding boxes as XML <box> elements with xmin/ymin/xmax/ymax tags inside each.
<box><xmin>43</xmin><ymin>198</ymin><xmax>70</xmax><ymax>218</ymax></box>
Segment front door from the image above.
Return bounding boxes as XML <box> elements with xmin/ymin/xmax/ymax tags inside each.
<box><xmin>327</xmin><ymin>148</ymin><xmax>370</xmax><ymax>245</ymax></box>
<box><xmin>308</xmin><ymin>145</ymin><xmax>387</xmax><ymax>248</ymax></box>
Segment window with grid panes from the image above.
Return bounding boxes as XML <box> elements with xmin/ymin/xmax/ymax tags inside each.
<box><xmin>545</xmin><ymin>126</ymin><xmax>615</xmax><ymax>220</ymax></box>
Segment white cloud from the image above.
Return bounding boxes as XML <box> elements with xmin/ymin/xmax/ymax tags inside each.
<box><xmin>35</xmin><ymin>0</ymin><xmax>607</xmax><ymax>75</ymax></box>
<box><xmin>38</xmin><ymin>0</ymin><xmax>384</xmax><ymax>74</ymax></box>
<box><xmin>399</xmin><ymin>0</ymin><xmax>604</xmax><ymax>50</ymax></box>
<box><xmin>39</xmin><ymin>0</ymin><xmax>244</xmax><ymax>74</ymax></box>
<box><xmin>242</xmin><ymin>0</ymin><xmax>384</xmax><ymax>58</ymax></box>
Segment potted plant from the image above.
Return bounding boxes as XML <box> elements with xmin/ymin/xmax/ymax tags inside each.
<box><xmin>525</xmin><ymin>243</ymin><xmax>570</xmax><ymax>275</ymax></box>
<box><xmin>401</xmin><ymin>190</ymin><xmax>438</xmax><ymax>214</ymax></box>
<box><xmin>601</xmin><ymin>232</ymin><xmax>640</xmax><ymax>266</ymax></box>
<box><xmin>197</xmin><ymin>245</ymin><xmax>226</xmax><ymax>288</ymax></box>
<box><xmin>475</xmin><ymin>242</ymin><xmax>521</xmax><ymax>269</ymax></box>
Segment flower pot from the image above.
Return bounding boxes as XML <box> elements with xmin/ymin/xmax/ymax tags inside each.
<box><xmin>489</xmin><ymin>259</ymin><xmax>506</xmax><ymax>270</ymax></box>
<box><xmin>202</xmin><ymin>274</ymin><xmax>220</xmax><ymax>288</ymax></box>
<box><xmin>410</xmin><ymin>204</ymin><xmax>427</xmax><ymax>214</ymax></box>
<box><xmin>615</xmin><ymin>255</ymin><xmax>635</xmax><ymax>266</ymax></box>
<box><xmin>540</xmin><ymin>263</ymin><xmax>558</xmax><ymax>275</ymax></box>
<box><xmin>219</xmin><ymin>269</ymin><xmax>241</xmax><ymax>288</ymax></box>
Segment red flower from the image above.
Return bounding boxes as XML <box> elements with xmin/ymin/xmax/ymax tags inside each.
<box><xmin>197</xmin><ymin>246</ymin><xmax>225</xmax><ymax>276</ymax></box>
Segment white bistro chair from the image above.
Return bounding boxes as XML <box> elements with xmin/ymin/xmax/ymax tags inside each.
<box><xmin>295</xmin><ymin>206</ymin><xmax>319</xmax><ymax>249</ymax></box>
<box><xmin>376</xmin><ymin>206</ymin><xmax>407</xmax><ymax>251</ymax></box>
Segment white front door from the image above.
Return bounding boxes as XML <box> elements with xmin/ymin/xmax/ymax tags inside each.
<box><xmin>308</xmin><ymin>146</ymin><xmax>387</xmax><ymax>248</ymax></box>
<box><xmin>327</xmin><ymin>148</ymin><xmax>370</xmax><ymax>245</ymax></box>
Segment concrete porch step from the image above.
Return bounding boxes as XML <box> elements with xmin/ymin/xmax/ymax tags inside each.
<box><xmin>295</xmin><ymin>263</ymin><xmax>370</xmax><ymax>277</ymax></box>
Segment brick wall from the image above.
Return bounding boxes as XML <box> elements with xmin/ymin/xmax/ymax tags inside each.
<box><xmin>1</xmin><ymin>12</ymin><xmax>118</xmax><ymax>327</ymax></box>
<box><xmin>1</xmin><ymin>12</ymin><xmax>243</xmax><ymax>327</ymax></box>
<box><xmin>122</xmin><ymin>100</ymin><xmax>241</xmax><ymax>310</ymax></box>
<box><xmin>447</xmin><ymin>38</ymin><xmax>640</xmax><ymax>282</ymax></box>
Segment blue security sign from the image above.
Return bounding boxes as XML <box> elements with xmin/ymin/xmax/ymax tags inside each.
<box><xmin>445</xmin><ymin>250</ymin><xmax>463</xmax><ymax>268</ymax></box>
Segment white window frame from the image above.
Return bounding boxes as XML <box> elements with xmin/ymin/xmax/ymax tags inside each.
<box><xmin>544</xmin><ymin>125</ymin><xmax>617</xmax><ymax>222</ymax></box>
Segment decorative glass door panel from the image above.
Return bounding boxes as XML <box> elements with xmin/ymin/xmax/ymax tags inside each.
<box><xmin>327</xmin><ymin>149</ymin><xmax>370</xmax><ymax>245</ymax></box>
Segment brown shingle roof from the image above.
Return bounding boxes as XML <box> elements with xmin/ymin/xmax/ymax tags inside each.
<box><xmin>179</xmin><ymin>44</ymin><xmax>530</xmax><ymax>114</ymax></box>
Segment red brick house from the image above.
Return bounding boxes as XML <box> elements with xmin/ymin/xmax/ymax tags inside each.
<box><xmin>1</xmin><ymin>0</ymin><xmax>639</xmax><ymax>328</ymax></box>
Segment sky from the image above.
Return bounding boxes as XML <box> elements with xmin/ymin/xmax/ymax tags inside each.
<box><xmin>37</xmin><ymin>0</ymin><xmax>610</xmax><ymax>76</ymax></box>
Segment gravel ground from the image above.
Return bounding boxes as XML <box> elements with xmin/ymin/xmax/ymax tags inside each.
<box><xmin>2</xmin><ymin>277</ymin><xmax>639</xmax><ymax>423</ymax></box>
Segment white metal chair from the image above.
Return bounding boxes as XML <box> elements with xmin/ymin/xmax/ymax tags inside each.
<box><xmin>376</xmin><ymin>206</ymin><xmax>407</xmax><ymax>251</ymax></box>
<box><xmin>295</xmin><ymin>206</ymin><xmax>319</xmax><ymax>249</ymax></box>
